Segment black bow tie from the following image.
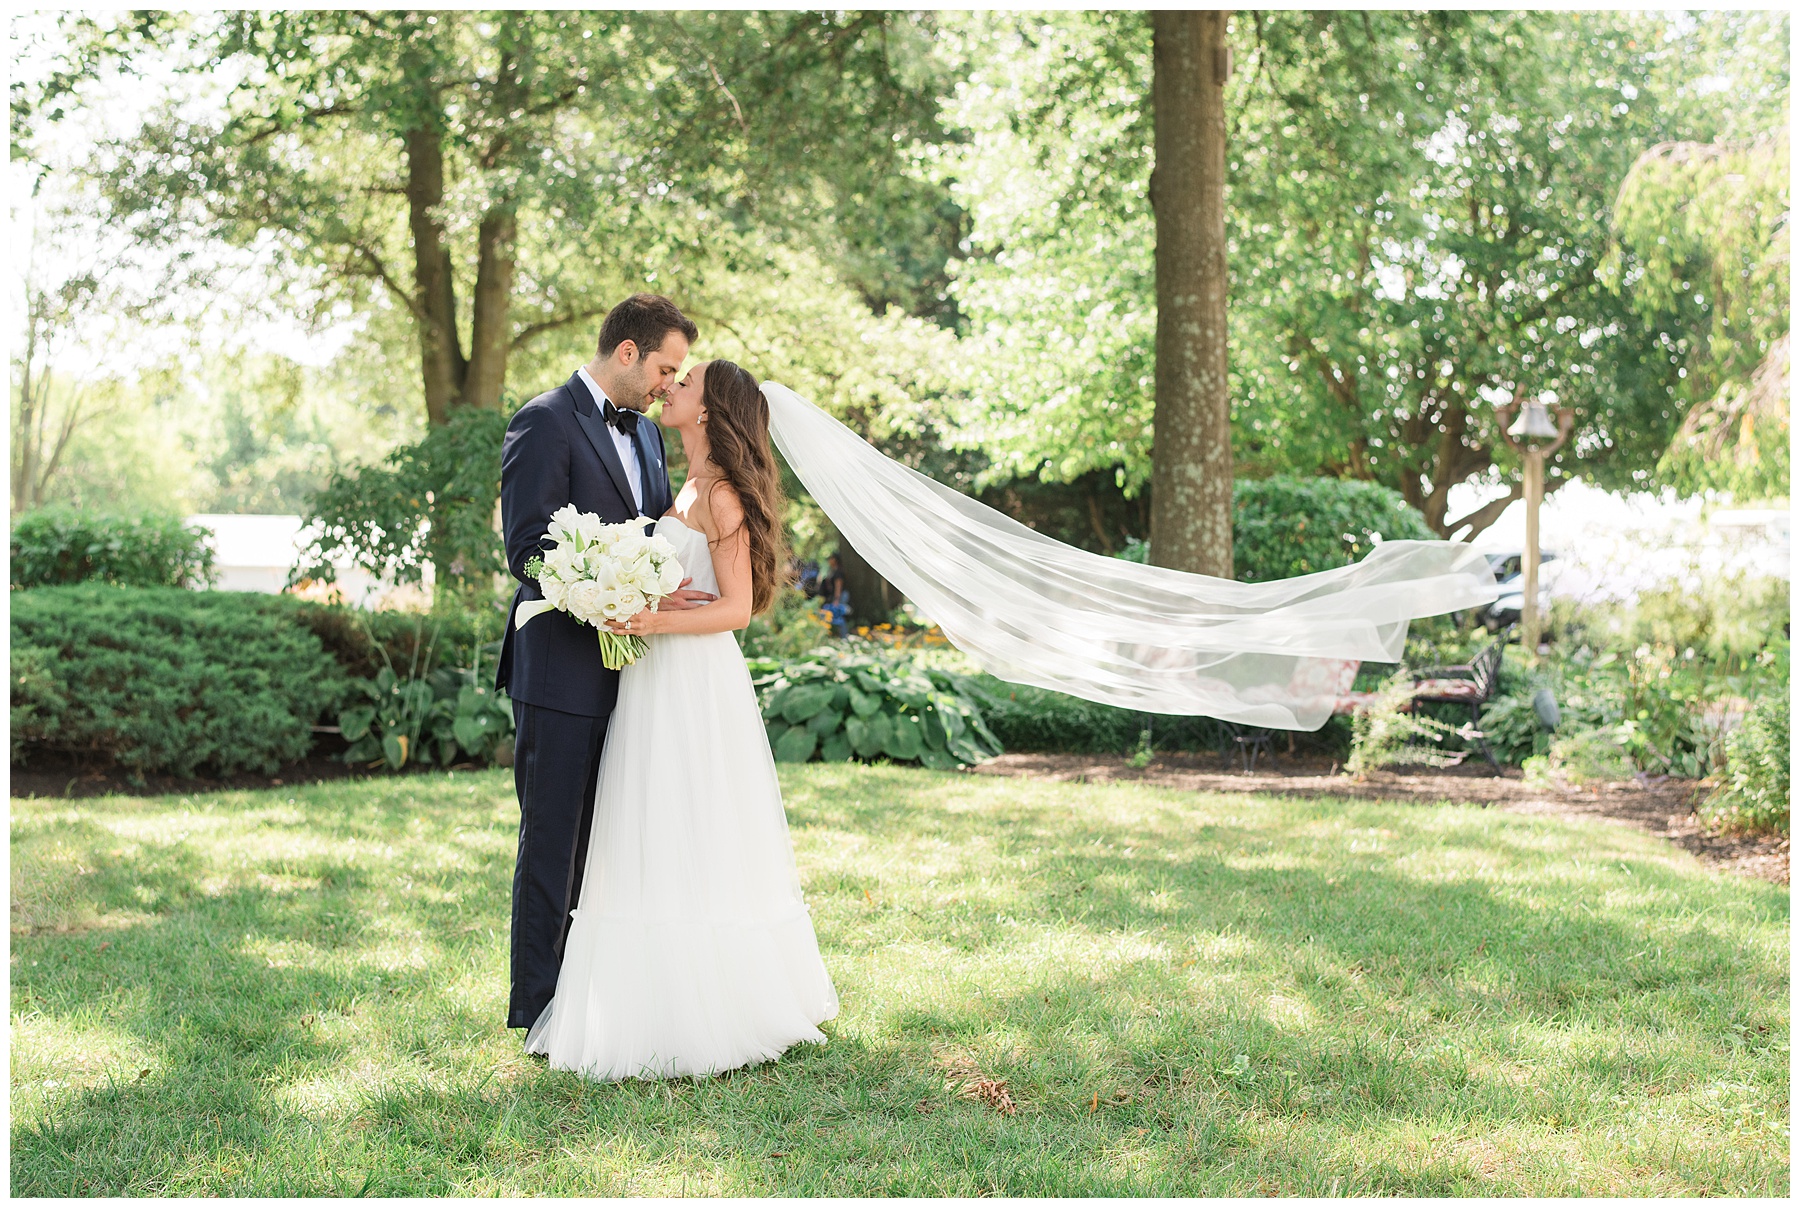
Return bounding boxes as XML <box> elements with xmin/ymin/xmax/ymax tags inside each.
<box><xmin>602</xmin><ymin>400</ymin><xmax>639</xmax><ymax>435</ymax></box>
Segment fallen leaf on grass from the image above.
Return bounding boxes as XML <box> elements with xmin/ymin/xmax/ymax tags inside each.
<box><xmin>935</xmin><ymin>1049</ymin><xmax>1019</xmax><ymax>1116</ymax></box>
<box><xmin>958</xmin><ymin>1077</ymin><xmax>1016</xmax><ymax>1115</ymax></box>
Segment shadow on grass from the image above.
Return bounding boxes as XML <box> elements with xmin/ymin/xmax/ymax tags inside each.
<box><xmin>11</xmin><ymin>768</ymin><xmax>1789</xmax><ymax>1196</ymax></box>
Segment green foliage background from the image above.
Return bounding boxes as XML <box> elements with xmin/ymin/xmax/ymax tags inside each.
<box><xmin>10</xmin><ymin>507</ymin><xmax>218</xmax><ymax>589</ymax></box>
<box><xmin>1231</xmin><ymin>477</ymin><xmax>1437</xmax><ymax>582</ymax></box>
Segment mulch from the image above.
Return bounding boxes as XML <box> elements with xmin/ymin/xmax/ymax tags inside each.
<box><xmin>970</xmin><ymin>750</ymin><xmax>1790</xmax><ymax>886</ymax></box>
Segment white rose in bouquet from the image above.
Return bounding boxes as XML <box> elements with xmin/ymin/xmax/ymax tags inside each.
<box><xmin>520</xmin><ymin>508</ymin><xmax>687</xmax><ymax>669</ymax></box>
<box><xmin>563</xmin><ymin>580</ymin><xmax>606</xmax><ymax>626</ymax></box>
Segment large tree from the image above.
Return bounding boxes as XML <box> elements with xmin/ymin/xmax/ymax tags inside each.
<box><xmin>943</xmin><ymin>10</ymin><xmax>1786</xmax><ymax>544</ymax></box>
<box><xmin>1147</xmin><ymin>10</ymin><xmax>1233</xmax><ymax>577</ymax></box>
<box><xmin>50</xmin><ymin>10</ymin><xmax>957</xmax><ymax>428</ymax></box>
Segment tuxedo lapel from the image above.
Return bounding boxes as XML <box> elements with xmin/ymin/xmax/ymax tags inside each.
<box><xmin>634</xmin><ymin>422</ymin><xmax>670</xmax><ymax>517</ymax></box>
<box><xmin>567</xmin><ymin>373</ymin><xmax>639</xmax><ymax>514</ymax></box>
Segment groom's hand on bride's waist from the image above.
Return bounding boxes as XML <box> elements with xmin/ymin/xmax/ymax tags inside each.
<box><xmin>660</xmin><ymin>578</ymin><xmax>717</xmax><ymax>610</ymax></box>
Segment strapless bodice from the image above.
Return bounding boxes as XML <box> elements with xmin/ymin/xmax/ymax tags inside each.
<box><xmin>655</xmin><ymin>515</ymin><xmax>718</xmax><ymax>597</ymax></box>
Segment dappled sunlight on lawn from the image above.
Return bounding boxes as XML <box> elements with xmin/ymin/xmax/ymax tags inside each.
<box><xmin>11</xmin><ymin>765</ymin><xmax>1788</xmax><ymax>1196</ymax></box>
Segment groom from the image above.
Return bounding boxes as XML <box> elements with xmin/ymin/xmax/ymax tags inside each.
<box><xmin>496</xmin><ymin>292</ymin><xmax>713</xmax><ymax>1032</ymax></box>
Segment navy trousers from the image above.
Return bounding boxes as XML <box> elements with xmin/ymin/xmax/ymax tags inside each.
<box><xmin>507</xmin><ymin>700</ymin><xmax>611</xmax><ymax>1030</ymax></box>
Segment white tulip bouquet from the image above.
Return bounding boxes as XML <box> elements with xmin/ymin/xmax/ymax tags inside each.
<box><xmin>517</xmin><ymin>505</ymin><xmax>686</xmax><ymax>669</ymax></box>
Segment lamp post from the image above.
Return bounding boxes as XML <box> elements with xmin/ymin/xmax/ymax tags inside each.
<box><xmin>1494</xmin><ymin>392</ymin><xmax>1574</xmax><ymax>653</ymax></box>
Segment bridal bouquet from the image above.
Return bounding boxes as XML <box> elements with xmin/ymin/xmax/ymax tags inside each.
<box><xmin>518</xmin><ymin>505</ymin><xmax>686</xmax><ymax>669</ymax></box>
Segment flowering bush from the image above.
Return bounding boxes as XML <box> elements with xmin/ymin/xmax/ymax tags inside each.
<box><xmin>849</xmin><ymin>621</ymin><xmax>952</xmax><ymax>650</ymax></box>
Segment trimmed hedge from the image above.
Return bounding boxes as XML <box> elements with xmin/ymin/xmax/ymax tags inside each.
<box><xmin>11</xmin><ymin>585</ymin><xmax>347</xmax><ymax>776</ymax></box>
<box><xmin>11</xmin><ymin>507</ymin><xmax>217</xmax><ymax>589</ymax></box>
<box><xmin>287</xmin><ymin>602</ymin><xmax>507</xmax><ymax>682</ymax></box>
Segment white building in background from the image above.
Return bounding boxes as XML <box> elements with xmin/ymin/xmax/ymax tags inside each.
<box><xmin>186</xmin><ymin>514</ymin><xmax>431</xmax><ymax>608</ymax></box>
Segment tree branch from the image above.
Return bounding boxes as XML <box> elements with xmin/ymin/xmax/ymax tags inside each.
<box><xmin>239</xmin><ymin>101</ymin><xmax>359</xmax><ymax>146</ymax></box>
<box><xmin>347</xmin><ymin>240</ymin><xmax>429</xmax><ymax>326</ymax></box>
<box><xmin>1444</xmin><ymin>483</ymin><xmax>1521</xmax><ymax>542</ymax></box>
<box><xmin>509</xmin><ymin>306</ymin><xmax>610</xmax><ymax>351</ymax></box>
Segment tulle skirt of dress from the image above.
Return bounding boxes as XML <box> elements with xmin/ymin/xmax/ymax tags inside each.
<box><xmin>524</xmin><ymin>629</ymin><xmax>839</xmax><ymax>1081</ymax></box>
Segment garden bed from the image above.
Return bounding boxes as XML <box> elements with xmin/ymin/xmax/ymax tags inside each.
<box><xmin>7</xmin><ymin>732</ymin><xmax>502</xmax><ymax>801</ymax></box>
<box><xmin>973</xmin><ymin>751</ymin><xmax>1789</xmax><ymax>884</ymax></box>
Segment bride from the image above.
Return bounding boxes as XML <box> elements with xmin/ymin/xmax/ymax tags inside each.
<box><xmin>524</xmin><ymin>358</ymin><xmax>838</xmax><ymax>1081</ymax></box>
<box><xmin>526</xmin><ymin>354</ymin><xmax>1500</xmax><ymax>1082</ymax></box>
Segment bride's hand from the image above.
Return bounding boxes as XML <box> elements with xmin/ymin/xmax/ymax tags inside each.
<box><xmin>606</xmin><ymin>608</ymin><xmax>665</xmax><ymax>637</ymax></box>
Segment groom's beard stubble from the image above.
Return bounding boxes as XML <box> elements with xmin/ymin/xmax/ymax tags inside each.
<box><xmin>620</xmin><ymin>365</ymin><xmax>654</xmax><ymax>412</ymax></box>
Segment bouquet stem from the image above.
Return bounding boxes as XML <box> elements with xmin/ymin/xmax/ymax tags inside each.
<box><xmin>596</xmin><ymin>630</ymin><xmax>649</xmax><ymax>670</ymax></box>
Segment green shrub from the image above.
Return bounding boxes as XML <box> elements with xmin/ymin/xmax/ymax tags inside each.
<box><xmin>1562</xmin><ymin>573</ymin><xmax>1790</xmax><ymax>664</ymax></box>
<box><xmin>1700</xmin><ymin>693</ymin><xmax>1790</xmax><ymax>834</ymax></box>
<box><xmin>1112</xmin><ymin>476</ymin><xmax>1436</xmax><ymax>582</ymax></box>
<box><xmin>302</xmin><ymin>603</ymin><xmax>514</xmax><ymax>772</ymax></box>
<box><xmin>1345</xmin><ymin>671</ymin><xmax>1466</xmax><ymax>775</ymax></box>
<box><xmin>292</xmin><ymin>408</ymin><xmax>507</xmax><ymax>599</ymax></box>
<box><xmin>1522</xmin><ymin>727</ymin><xmax>1634</xmax><ymax>787</ymax></box>
<box><xmin>289</xmin><ymin>602</ymin><xmax>507</xmax><ymax>682</ymax></box>
<box><xmin>10</xmin><ymin>507</ymin><xmax>217</xmax><ymax>589</ymax></box>
<box><xmin>10</xmin><ymin>585</ymin><xmax>346</xmax><ymax>776</ymax></box>
<box><xmin>339</xmin><ymin>664</ymin><xmax>513</xmax><ymax>771</ymax></box>
<box><xmin>973</xmin><ymin>676</ymin><xmax>1284</xmax><ymax>757</ymax></box>
<box><xmin>750</xmin><ymin>650</ymin><xmax>1003</xmax><ymax>769</ymax></box>
<box><xmin>1233</xmin><ymin>476</ymin><xmax>1437</xmax><ymax>582</ymax></box>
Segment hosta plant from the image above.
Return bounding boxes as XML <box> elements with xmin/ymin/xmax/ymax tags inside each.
<box><xmin>339</xmin><ymin>664</ymin><xmax>513</xmax><ymax>770</ymax></box>
<box><xmin>749</xmin><ymin>650</ymin><xmax>1003</xmax><ymax>769</ymax></box>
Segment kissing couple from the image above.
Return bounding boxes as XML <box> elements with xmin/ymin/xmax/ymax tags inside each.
<box><xmin>496</xmin><ymin>293</ymin><xmax>1502</xmax><ymax>1083</ymax></box>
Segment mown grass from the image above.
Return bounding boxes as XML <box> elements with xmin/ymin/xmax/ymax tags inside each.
<box><xmin>10</xmin><ymin>765</ymin><xmax>1789</xmax><ymax>1195</ymax></box>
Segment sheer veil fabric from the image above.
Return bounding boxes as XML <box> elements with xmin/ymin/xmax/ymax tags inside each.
<box><xmin>762</xmin><ymin>382</ymin><xmax>1500</xmax><ymax>731</ymax></box>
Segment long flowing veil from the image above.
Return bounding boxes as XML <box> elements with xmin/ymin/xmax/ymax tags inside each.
<box><xmin>762</xmin><ymin>382</ymin><xmax>1499</xmax><ymax>730</ymax></box>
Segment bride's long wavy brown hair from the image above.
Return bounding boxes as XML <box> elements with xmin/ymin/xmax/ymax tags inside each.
<box><xmin>699</xmin><ymin>359</ymin><xmax>788</xmax><ymax>615</ymax></box>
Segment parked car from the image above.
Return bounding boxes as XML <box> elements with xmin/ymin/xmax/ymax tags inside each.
<box><xmin>1480</xmin><ymin>549</ymin><xmax>1557</xmax><ymax>632</ymax></box>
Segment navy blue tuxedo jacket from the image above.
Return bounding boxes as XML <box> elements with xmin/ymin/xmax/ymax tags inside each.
<box><xmin>495</xmin><ymin>372</ymin><xmax>675</xmax><ymax>716</ymax></box>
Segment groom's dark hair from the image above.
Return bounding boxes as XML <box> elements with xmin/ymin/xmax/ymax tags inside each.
<box><xmin>597</xmin><ymin>293</ymin><xmax>698</xmax><ymax>360</ymax></box>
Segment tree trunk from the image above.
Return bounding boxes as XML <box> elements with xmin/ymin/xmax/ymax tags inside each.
<box><xmin>1147</xmin><ymin>10</ymin><xmax>1234</xmax><ymax>578</ymax></box>
<box><xmin>835</xmin><ymin>540</ymin><xmax>898</xmax><ymax>627</ymax></box>
<box><xmin>13</xmin><ymin>332</ymin><xmax>39</xmax><ymax>512</ymax></box>
<box><xmin>464</xmin><ymin>206</ymin><xmax>517</xmax><ymax>411</ymax></box>
<box><xmin>406</xmin><ymin>127</ymin><xmax>467</xmax><ymax>426</ymax></box>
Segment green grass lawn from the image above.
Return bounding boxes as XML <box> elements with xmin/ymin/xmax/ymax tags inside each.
<box><xmin>10</xmin><ymin>765</ymin><xmax>1789</xmax><ymax>1195</ymax></box>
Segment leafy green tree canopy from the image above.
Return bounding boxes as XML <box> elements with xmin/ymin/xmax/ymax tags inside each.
<box><xmin>943</xmin><ymin>10</ymin><xmax>1789</xmax><ymax>537</ymax></box>
<box><xmin>49</xmin><ymin>10</ymin><xmax>960</xmax><ymax>427</ymax></box>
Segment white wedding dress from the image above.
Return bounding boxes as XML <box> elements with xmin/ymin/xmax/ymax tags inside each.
<box><xmin>524</xmin><ymin>515</ymin><xmax>839</xmax><ymax>1080</ymax></box>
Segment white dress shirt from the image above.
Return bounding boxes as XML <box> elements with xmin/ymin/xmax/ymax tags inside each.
<box><xmin>576</xmin><ymin>366</ymin><xmax>643</xmax><ymax>514</ymax></box>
